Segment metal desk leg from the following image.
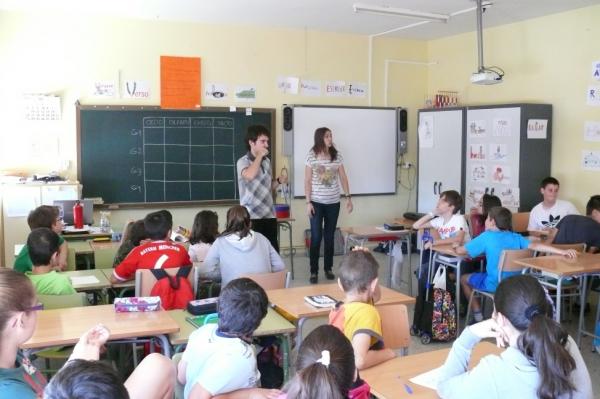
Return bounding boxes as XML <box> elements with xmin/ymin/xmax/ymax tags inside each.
<box><xmin>387</xmin><ymin>240</ymin><xmax>395</xmax><ymax>288</ymax></box>
<box><xmin>577</xmin><ymin>274</ymin><xmax>588</xmax><ymax>346</ymax></box>
<box><xmin>406</xmin><ymin>233</ymin><xmax>413</xmax><ymax>296</ymax></box>
<box><xmin>278</xmin><ymin>221</ymin><xmax>294</xmax><ymax>279</ymax></box>
<box><xmin>555</xmin><ymin>277</ymin><xmax>564</xmax><ymax>323</ymax></box>
<box><xmin>156</xmin><ymin>334</ymin><xmax>172</xmax><ymax>358</ymax></box>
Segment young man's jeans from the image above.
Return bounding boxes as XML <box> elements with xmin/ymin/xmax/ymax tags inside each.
<box><xmin>309</xmin><ymin>201</ymin><xmax>340</xmax><ymax>274</ymax></box>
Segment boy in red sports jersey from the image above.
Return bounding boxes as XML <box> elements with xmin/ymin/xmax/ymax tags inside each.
<box><xmin>111</xmin><ymin>211</ymin><xmax>191</xmax><ymax>283</ymax></box>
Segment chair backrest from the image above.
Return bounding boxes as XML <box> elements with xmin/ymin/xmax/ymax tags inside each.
<box><xmin>469</xmin><ymin>213</ymin><xmax>486</xmax><ymax>238</ymax></box>
<box><xmin>38</xmin><ymin>293</ymin><xmax>88</xmax><ymax>309</ymax></box>
<box><xmin>497</xmin><ymin>248</ymin><xmax>534</xmax><ymax>280</ymax></box>
<box><xmin>240</xmin><ymin>270</ymin><xmax>290</xmax><ymax>291</ymax></box>
<box><xmin>512</xmin><ymin>212</ymin><xmax>530</xmax><ymax>234</ymax></box>
<box><xmin>376</xmin><ymin>303</ymin><xmax>410</xmax><ymax>355</ymax></box>
<box><xmin>93</xmin><ymin>246</ymin><xmax>119</xmax><ymax>269</ymax></box>
<box><xmin>135</xmin><ymin>266</ymin><xmax>198</xmax><ymax>297</ymax></box>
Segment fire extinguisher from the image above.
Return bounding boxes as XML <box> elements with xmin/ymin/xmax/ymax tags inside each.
<box><xmin>73</xmin><ymin>201</ymin><xmax>84</xmax><ymax>229</ymax></box>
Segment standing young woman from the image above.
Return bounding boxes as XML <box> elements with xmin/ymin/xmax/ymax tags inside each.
<box><xmin>305</xmin><ymin>127</ymin><xmax>352</xmax><ymax>284</ymax></box>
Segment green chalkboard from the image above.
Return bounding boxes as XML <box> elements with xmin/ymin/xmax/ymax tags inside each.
<box><xmin>77</xmin><ymin>105</ymin><xmax>275</xmax><ymax>206</ymax></box>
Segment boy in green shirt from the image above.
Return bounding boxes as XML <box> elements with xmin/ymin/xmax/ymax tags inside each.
<box><xmin>25</xmin><ymin>227</ymin><xmax>75</xmax><ymax>295</ymax></box>
<box><xmin>14</xmin><ymin>205</ymin><xmax>68</xmax><ymax>273</ymax></box>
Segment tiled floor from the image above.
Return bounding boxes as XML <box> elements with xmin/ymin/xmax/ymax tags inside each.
<box><xmin>281</xmin><ymin>247</ymin><xmax>600</xmax><ymax>394</ymax></box>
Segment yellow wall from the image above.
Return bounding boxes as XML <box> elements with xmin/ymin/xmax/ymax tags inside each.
<box><xmin>0</xmin><ymin>10</ymin><xmax>427</xmax><ymax>251</ymax></box>
<box><xmin>427</xmin><ymin>4</ymin><xmax>600</xmax><ymax>211</ymax></box>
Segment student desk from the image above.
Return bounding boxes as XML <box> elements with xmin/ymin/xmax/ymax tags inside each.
<box><xmin>429</xmin><ymin>244</ymin><xmax>465</xmax><ymax>332</ymax></box>
<box><xmin>168</xmin><ymin>308</ymin><xmax>296</xmax><ymax>381</ymax></box>
<box><xmin>63</xmin><ymin>269</ymin><xmax>111</xmax><ymax>291</ymax></box>
<box><xmin>21</xmin><ymin>304</ymin><xmax>179</xmax><ymax>357</ymax></box>
<box><xmin>340</xmin><ymin>225</ymin><xmax>413</xmax><ymax>295</ymax></box>
<box><xmin>267</xmin><ymin>284</ymin><xmax>415</xmax><ymax>344</ymax></box>
<box><xmin>277</xmin><ymin>218</ymin><xmax>296</xmax><ymax>279</ymax></box>
<box><xmin>99</xmin><ymin>268</ymin><xmax>136</xmax><ymax>297</ymax></box>
<box><xmin>360</xmin><ymin>341</ymin><xmax>501</xmax><ymax>399</ymax></box>
<box><xmin>514</xmin><ymin>253</ymin><xmax>600</xmax><ymax>344</ymax></box>
<box><xmin>62</xmin><ymin>226</ymin><xmax>112</xmax><ymax>241</ymax></box>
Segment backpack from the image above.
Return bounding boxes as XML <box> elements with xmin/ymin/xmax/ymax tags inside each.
<box><xmin>431</xmin><ymin>267</ymin><xmax>457</xmax><ymax>341</ymax></box>
<box><xmin>149</xmin><ymin>266</ymin><xmax>194</xmax><ymax>310</ymax></box>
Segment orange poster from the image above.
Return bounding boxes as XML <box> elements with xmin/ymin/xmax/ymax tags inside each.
<box><xmin>160</xmin><ymin>56</ymin><xmax>201</xmax><ymax>109</ymax></box>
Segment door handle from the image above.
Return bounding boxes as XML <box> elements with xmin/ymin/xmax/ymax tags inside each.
<box><xmin>438</xmin><ymin>182</ymin><xmax>442</xmax><ymax>194</ymax></box>
<box><xmin>433</xmin><ymin>181</ymin><xmax>438</xmax><ymax>195</ymax></box>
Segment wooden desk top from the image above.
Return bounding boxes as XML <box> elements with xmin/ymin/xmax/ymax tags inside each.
<box><xmin>22</xmin><ymin>304</ymin><xmax>179</xmax><ymax>349</ymax></box>
<box><xmin>99</xmin><ymin>268</ymin><xmax>135</xmax><ymax>289</ymax></box>
<box><xmin>341</xmin><ymin>226</ymin><xmax>411</xmax><ymax>238</ymax></box>
<box><xmin>89</xmin><ymin>240</ymin><xmax>120</xmax><ymax>251</ymax></box>
<box><xmin>63</xmin><ymin>269</ymin><xmax>111</xmax><ymax>291</ymax></box>
<box><xmin>267</xmin><ymin>284</ymin><xmax>415</xmax><ymax>320</ymax></box>
<box><xmin>67</xmin><ymin>240</ymin><xmax>94</xmax><ymax>255</ymax></box>
<box><xmin>515</xmin><ymin>253</ymin><xmax>600</xmax><ymax>277</ymax></box>
<box><xmin>168</xmin><ymin>307</ymin><xmax>296</xmax><ymax>346</ymax></box>
<box><xmin>361</xmin><ymin>342</ymin><xmax>501</xmax><ymax>399</ymax></box>
<box><xmin>392</xmin><ymin>217</ymin><xmax>416</xmax><ymax>229</ymax></box>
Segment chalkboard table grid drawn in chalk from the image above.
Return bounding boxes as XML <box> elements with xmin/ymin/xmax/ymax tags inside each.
<box><xmin>77</xmin><ymin>105</ymin><xmax>275</xmax><ymax>206</ymax></box>
<box><xmin>287</xmin><ymin>105</ymin><xmax>400</xmax><ymax>198</ymax></box>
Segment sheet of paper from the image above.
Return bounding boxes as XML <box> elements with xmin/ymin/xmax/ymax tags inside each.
<box><xmin>204</xmin><ymin>82</ymin><xmax>228</xmax><ymax>101</ymax></box>
<box><xmin>70</xmin><ymin>276</ymin><xmax>100</xmax><ymax>285</ymax></box>
<box><xmin>584</xmin><ymin>121</ymin><xmax>600</xmax><ymax>142</ymax></box>
<box><xmin>527</xmin><ymin>119</ymin><xmax>547</xmax><ymax>139</ymax></box>
<box><xmin>493</xmin><ymin>118</ymin><xmax>511</xmax><ymax>136</ymax></box>
<box><xmin>277</xmin><ymin>76</ymin><xmax>300</xmax><ymax>95</ymax></box>
<box><xmin>409</xmin><ymin>366</ymin><xmax>443</xmax><ymax>390</ymax></box>
<box><xmin>160</xmin><ymin>56</ymin><xmax>201</xmax><ymax>109</ymax></box>
<box><xmin>300</xmin><ymin>80</ymin><xmax>321</xmax><ymax>96</ymax></box>
<box><xmin>325</xmin><ymin>80</ymin><xmax>346</xmax><ymax>97</ymax></box>
<box><xmin>347</xmin><ymin>81</ymin><xmax>367</xmax><ymax>97</ymax></box>
<box><xmin>468</xmin><ymin>120</ymin><xmax>487</xmax><ymax>138</ymax></box>
<box><xmin>418</xmin><ymin>114</ymin><xmax>434</xmax><ymax>148</ymax></box>
<box><xmin>234</xmin><ymin>85</ymin><xmax>256</xmax><ymax>102</ymax></box>
<box><xmin>582</xmin><ymin>150</ymin><xmax>600</xmax><ymax>171</ymax></box>
<box><xmin>123</xmin><ymin>80</ymin><xmax>150</xmax><ymax>99</ymax></box>
<box><xmin>587</xmin><ymin>86</ymin><xmax>600</xmax><ymax>106</ymax></box>
<box><xmin>593</xmin><ymin>60</ymin><xmax>600</xmax><ymax>81</ymax></box>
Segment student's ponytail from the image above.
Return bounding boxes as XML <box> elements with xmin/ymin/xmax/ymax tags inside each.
<box><xmin>495</xmin><ymin>275</ymin><xmax>576</xmax><ymax>399</ymax></box>
<box><xmin>283</xmin><ymin>325</ymin><xmax>355</xmax><ymax>399</ymax></box>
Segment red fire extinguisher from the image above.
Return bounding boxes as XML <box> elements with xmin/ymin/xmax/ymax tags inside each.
<box><xmin>73</xmin><ymin>201</ymin><xmax>84</xmax><ymax>229</ymax></box>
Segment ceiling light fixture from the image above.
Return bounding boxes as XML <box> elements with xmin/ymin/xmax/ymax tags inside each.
<box><xmin>353</xmin><ymin>3</ymin><xmax>449</xmax><ymax>23</ymax></box>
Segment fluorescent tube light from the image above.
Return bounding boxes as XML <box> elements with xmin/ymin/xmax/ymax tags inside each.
<box><xmin>353</xmin><ymin>3</ymin><xmax>449</xmax><ymax>22</ymax></box>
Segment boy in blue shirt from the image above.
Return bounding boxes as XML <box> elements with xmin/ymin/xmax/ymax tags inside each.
<box><xmin>453</xmin><ymin>206</ymin><xmax>577</xmax><ymax>322</ymax></box>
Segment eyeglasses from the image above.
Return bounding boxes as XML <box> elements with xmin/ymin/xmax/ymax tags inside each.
<box><xmin>26</xmin><ymin>303</ymin><xmax>44</xmax><ymax>312</ymax></box>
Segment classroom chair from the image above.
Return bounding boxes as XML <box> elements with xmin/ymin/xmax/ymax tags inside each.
<box><xmin>377</xmin><ymin>303</ymin><xmax>410</xmax><ymax>356</ymax></box>
<box><xmin>171</xmin><ymin>353</ymin><xmax>185</xmax><ymax>399</ymax></box>
<box><xmin>512</xmin><ymin>212</ymin><xmax>530</xmax><ymax>234</ymax></box>
<box><xmin>465</xmin><ymin>249</ymin><xmax>534</xmax><ymax>326</ymax></box>
<box><xmin>36</xmin><ymin>293</ymin><xmax>88</xmax><ymax>377</ymax></box>
<box><xmin>240</xmin><ymin>270</ymin><xmax>290</xmax><ymax>291</ymax></box>
<box><xmin>134</xmin><ymin>266</ymin><xmax>199</xmax><ymax>297</ymax></box>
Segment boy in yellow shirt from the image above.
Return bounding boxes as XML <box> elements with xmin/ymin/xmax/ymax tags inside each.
<box><xmin>329</xmin><ymin>248</ymin><xmax>396</xmax><ymax>370</ymax></box>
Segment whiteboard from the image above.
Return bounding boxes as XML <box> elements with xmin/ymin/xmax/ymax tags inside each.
<box><xmin>292</xmin><ymin>106</ymin><xmax>398</xmax><ymax>197</ymax></box>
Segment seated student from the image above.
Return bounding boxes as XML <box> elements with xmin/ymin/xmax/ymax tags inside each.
<box><xmin>25</xmin><ymin>227</ymin><xmax>76</xmax><ymax>295</ymax></box>
<box><xmin>112</xmin><ymin>220</ymin><xmax>149</xmax><ymax>267</ymax></box>
<box><xmin>279</xmin><ymin>325</ymin><xmax>370</xmax><ymax>399</ymax></box>
<box><xmin>203</xmin><ymin>206</ymin><xmax>284</xmax><ymax>287</ymax></box>
<box><xmin>178</xmin><ymin>278</ymin><xmax>273</xmax><ymax>399</ymax></box>
<box><xmin>0</xmin><ymin>268</ymin><xmax>175</xmax><ymax>399</ymax></box>
<box><xmin>329</xmin><ymin>249</ymin><xmax>396</xmax><ymax>370</ymax></box>
<box><xmin>14</xmin><ymin>205</ymin><xmax>68</xmax><ymax>273</ymax></box>
<box><xmin>111</xmin><ymin>211</ymin><xmax>191</xmax><ymax>283</ymax></box>
<box><xmin>188</xmin><ymin>210</ymin><xmax>220</xmax><ymax>279</ymax></box>
<box><xmin>437</xmin><ymin>275</ymin><xmax>592</xmax><ymax>399</ymax></box>
<box><xmin>454</xmin><ymin>206</ymin><xmax>577</xmax><ymax>322</ymax></box>
<box><xmin>549</xmin><ymin>195</ymin><xmax>600</xmax><ymax>253</ymax></box>
<box><xmin>470</xmin><ymin>194</ymin><xmax>502</xmax><ymax>237</ymax></box>
<box><xmin>528</xmin><ymin>176</ymin><xmax>579</xmax><ymax>232</ymax></box>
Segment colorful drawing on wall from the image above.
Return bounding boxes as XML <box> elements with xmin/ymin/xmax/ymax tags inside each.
<box><xmin>470</xmin><ymin>164</ymin><xmax>487</xmax><ymax>183</ymax></box>
<box><xmin>491</xmin><ymin>165</ymin><xmax>511</xmax><ymax>185</ymax></box>
<box><xmin>582</xmin><ymin>150</ymin><xmax>600</xmax><ymax>171</ymax></box>
<box><xmin>584</xmin><ymin>121</ymin><xmax>600</xmax><ymax>142</ymax></box>
<box><xmin>489</xmin><ymin>144</ymin><xmax>508</xmax><ymax>162</ymax></box>
<box><xmin>468</xmin><ymin>120</ymin><xmax>486</xmax><ymax>138</ymax></box>
<box><xmin>204</xmin><ymin>83</ymin><xmax>228</xmax><ymax>100</ymax></box>
<box><xmin>467</xmin><ymin>187</ymin><xmax>486</xmax><ymax>210</ymax></box>
<box><xmin>235</xmin><ymin>85</ymin><xmax>257</xmax><ymax>102</ymax></box>
<box><xmin>468</xmin><ymin>144</ymin><xmax>486</xmax><ymax>160</ymax></box>
<box><xmin>499</xmin><ymin>187</ymin><xmax>520</xmax><ymax>208</ymax></box>
<box><xmin>493</xmin><ymin>118</ymin><xmax>511</xmax><ymax>137</ymax></box>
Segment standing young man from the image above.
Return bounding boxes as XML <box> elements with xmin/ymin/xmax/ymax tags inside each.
<box><xmin>237</xmin><ymin>125</ymin><xmax>287</xmax><ymax>252</ymax></box>
<box><xmin>528</xmin><ymin>176</ymin><xmax>579</xmax><ymax>232</ymax></box>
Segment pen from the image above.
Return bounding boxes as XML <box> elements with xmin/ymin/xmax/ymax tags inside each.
<box><xmin>404</xmin><ymin>383</ymin><xmax>413</xmax><ymax>394</ymax></box>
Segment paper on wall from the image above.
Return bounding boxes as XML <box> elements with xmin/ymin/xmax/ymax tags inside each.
<box><xmin>276</xmin><ymin>76</ymin><xmax>300</xmax><ymax>95</ymax></box>
<box><xmin>470</xmin><ymin>164</ymin><xmax>487</xmax><ymax>183</ymax></box>
<box><xmin>587</xmin><ymin>86</ymin><xmax>600</xmax><ymax>106</ymax></box>
<box><xmin>593</xmin><ymin>60</ymin><xmax>600</xmax><ymax>81</ymax></box>
<box><xmin>491</xmin><ymin>165</ymin><xmax>511</xmax><ymax>185</ymax></box>
<box><xmin>23</xmin><ymin>94</ymin><xmax>61</xmax><ymax>120</ymax></box>
<box><xmin>418</xmin><ymin>114</ymin><xmax>434</xmax><ymax>148</ymax></box>
<box><xmin>468</xmin><ymin>120</ymin><xmax>487</xmax><ymax>138</ymax></box>
<box><xmin>493</xmin><ymin>118</ymin><xmax>511</xmax><ymax>136</ymax></box>
<box><xmin>498</xmin><ymin>187</ymin><xmax>520</xmax><ymax>208</ymax></box>
<box><xmin>527</xmin><ymin>119</ymin><xmax>547</xmax><ymax>139</ymax></box>
<box><xmin>123</xmin><ymin>80</ymin><xmax>150</xmax><ymax>99</ymax></box>
<box><xmin>325</xmin><ymin>81</ymin><xmax>346</xmax><ymax>97</ymax></box>
<box><xmin>347</xmin><ymin>81</ymin><xmax>367</xmax><ymax>97</ymax></box>
<box><xmin>234</xmin><ymin>85</ymin><xmax>256</xmax><ymax>102</ymax></box>
<box><xmin>582</xmin><ymin>150</ymin><xmax>600</xmax><ymax>171</ymax></box>
<box><xmin>489</xmin><ymin>144</ymin><xmax>508</xmax><ymax>162</ymax></box>
<box><xmin>584</xmin><ymin>121</ymin><xmax>600</xmax><ymax>142</ymax></box>
<box><xmin>467</xmin><ymin>187</ymin><xmax>486</xmax><ymax>210</ymax></box>
<box><xmin>205</xmin><ymin>83</ymin><xmax>228</xmax><ymax>101</ymax></box>
<box><xmin>300</xmin><ymin>80</ymin><xmax>321</xmax><ymax>96</ymax></box>
<box><xmin>92</xmin><ymin>81</ymin><xmax>116</xmax><ymax>98</ymax></box>
<box><xmin>468</xmin><ymin>144</ymin><xmax>486</xmax><ymax>161</ymax></box>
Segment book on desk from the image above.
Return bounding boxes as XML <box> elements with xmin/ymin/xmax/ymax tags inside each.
<box><xmin>186</xmin><ymin>313</ymin><xmax>219</xmax><ymax>329</ymax></box>
<box><xmin>304</xmin><ymin>294</ymin><xmax>338</xmax><ymax>308</ymax></box>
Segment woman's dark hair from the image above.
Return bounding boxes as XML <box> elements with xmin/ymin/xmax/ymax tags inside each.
<box><xmin>488</xmin><ymin>206</ymin><xmax>512</xmax><ymax>231</ymax></box>
<box><xmin>220</xmin><ymin>205</ymin><xmax>251</xmax><ymax>239</ymax></box>
<box><xmin>481</xmin><ymin>194</ymin><xmax>501</xmax><ymax>220</ymax></box>
<box><xmin>494</xmin><ymin>275</ymin><xmax>576</xmax><ymax>399</ymax></box>
<box><xmin>190</xmin><ymin>210</ymin><xmax>219</xmax><ymax>245</ymax></box>
<box><xmin>127</xmin><ymin>220</ymin><xmax>148</xmax><ymax>246</ymax></box>
<box><xmin>284</xmin><ymin>325</ymin><xmax>355</xmax><ymax>399</ymax></box>
<box><xmin>311</xmin><ymin>127</ymin><xmax>338</xmax><ymax>162</ymax></box>
<box><xmin>0</xmin><ymin>268</ymin><xmax>36</xmax><ymax>333</ymax></box>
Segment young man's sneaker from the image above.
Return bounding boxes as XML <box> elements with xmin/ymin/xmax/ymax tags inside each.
<box><xmin>325</xmin><ymin>270</ymin><xmax>335</xmax><ymax>280</ymax></box>
<box><xmin>309</xmin><ymin>273</ymin><xmax>318</xmax><ymax>284</ymax></box>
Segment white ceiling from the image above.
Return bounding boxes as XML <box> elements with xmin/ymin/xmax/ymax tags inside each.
<box><xmin>1</xmin><ymin>0</ymin><xmax>599</xmax><ymax>40</ymax></box>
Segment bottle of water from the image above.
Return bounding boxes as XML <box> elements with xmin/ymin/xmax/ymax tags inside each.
<box><xmin>99</xmin><ymin>211</ymin><xmax>111</xmax><ymax>233</ymax></box>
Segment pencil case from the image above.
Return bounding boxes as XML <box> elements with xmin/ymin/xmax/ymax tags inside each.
<box><xmin>187</xmin><ymin>297</ymin><xmax>218</xmax><ymax>315</ymax></box>
<box><xmin>114</xmin><ymin>296</ymin><xmax>161</xmax><ymax>312</ymax></box>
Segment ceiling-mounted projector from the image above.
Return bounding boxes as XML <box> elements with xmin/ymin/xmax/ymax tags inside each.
<box><xmin>471</xmin><ymin>70</ymin><xmax>502</xmax><ymax>85</ymax></box>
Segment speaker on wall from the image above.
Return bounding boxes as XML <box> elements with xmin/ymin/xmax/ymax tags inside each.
<box><xmin>282</xmin><ymin>105</ymin><xmax>294</xmax><ymax>156</ymax></box>
<box><xmin>398</xmin><ymin>108</ymin><xmax>408</xmax><ymax>155</ymax></box>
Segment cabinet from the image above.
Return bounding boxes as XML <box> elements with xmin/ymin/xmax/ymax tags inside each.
<box><xmin>1</xmin><ymin>183</ymin><xmax>80</xmax><ymax>268</ymax></box>
<box><xmin>417</xmin><ymin>108</ymin><xmax>466</xmax><ymax>213</ymax></box>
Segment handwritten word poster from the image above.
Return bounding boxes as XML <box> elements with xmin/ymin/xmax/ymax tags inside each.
<box><xmin>527</xmin><ymin>119</ymin><xmax>547</xmax><ymax>139</ymax></box>
<box><xmin>160</xmin><ymin>56</ymin><xmax>201</xmax><ymax>109</ymax></box>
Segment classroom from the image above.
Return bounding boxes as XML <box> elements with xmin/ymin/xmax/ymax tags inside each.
<box><xmin>1</xmin><ymin>1</ymin><xmax>600</xmax><ymax>398</ymax></box>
